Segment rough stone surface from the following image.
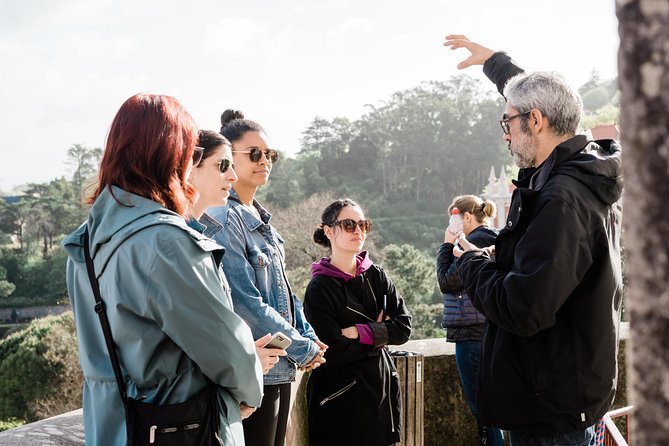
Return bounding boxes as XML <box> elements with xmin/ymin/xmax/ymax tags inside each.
<box><xmin>618</xmin><ymin>0</ymin><xmax>669</xmax><ymax>443</ymax></box>
<box><xmin>0</xmin><ymin>409</ymin><xmax>84</xmax><ymax>445</ymax></box>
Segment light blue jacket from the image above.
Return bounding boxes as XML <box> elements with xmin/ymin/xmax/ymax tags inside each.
<box><xmin>63</xmin><ymin>186</ymin><xmax>263</xmax><ymax>446</ymax></box>
<box><xmin>208</xmin><ymin>190</ymin><xmax>320</xmax><ymax>384</ymax></box>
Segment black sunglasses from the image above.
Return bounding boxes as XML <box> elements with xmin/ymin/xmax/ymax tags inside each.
<box><xmin>217</xmin><ymin>158</ymin><xmax>232</xmax><ymax>173</ymax></box>
<box><xmin>332</xmin><ymin>219</ymin><xmax>373</xmax><ymax>234</ymax></box>
<box><xmin>234</xmin><ymin>147</ymin><xmax>279</xmax><ymax>163</ymax></box>
<box><xmin>194</xmin><ymin>152</ymin><xmax>232</xmax><ymax>174</ymax></box>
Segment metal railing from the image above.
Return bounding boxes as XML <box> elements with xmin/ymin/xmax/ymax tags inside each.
<box><xmin>599</xmin><ymin>405</ymin><xmax>633</xmax><ymax>446</ymax></box>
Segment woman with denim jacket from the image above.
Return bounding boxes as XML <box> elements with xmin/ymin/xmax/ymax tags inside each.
<box><xmin>187</xmin><ymin>130</ymin><xmax>287</xmax><ymax>388</ymax></box>
<box><xmin>303</xmin><ymin>198</ymin><xmax>412</xmax><ymax>446</ymax></box>
<box><xmin>208</xmin><ymin>110</ymin><xmax>327</xmax><ymax>446</ymax></box>
<box><xmin>436</xmin><ymin>194</ymin><xmax>502</xmax><ymax>445</ymax></box>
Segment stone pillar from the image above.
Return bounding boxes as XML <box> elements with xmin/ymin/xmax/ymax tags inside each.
<box><xmin>617</xmin><ymin>0</ymin><xmax>669</xmax><ymax>443</ymax></box>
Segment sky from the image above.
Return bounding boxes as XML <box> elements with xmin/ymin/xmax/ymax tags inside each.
<box><xmin>0</xmin><ymin>0</ymin><xmax>620</xmax><ymax>192</ymax></box>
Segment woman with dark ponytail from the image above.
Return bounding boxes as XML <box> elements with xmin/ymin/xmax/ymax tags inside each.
<box><xmin>303</xmin><ymin>198</ymin><xmax>412</xmax><ymax>446</ymax></box>
<box><xmin>208</xmin><ymin>110</ymin><xmax>327</xmax><ymax>446</ymax></box>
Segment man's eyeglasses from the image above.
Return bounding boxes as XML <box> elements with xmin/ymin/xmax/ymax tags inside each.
<box><xmin>499</xmin><ymin>111</ymin><xmax>531</xmax><ymax>135</ymax></box>
<box><xmin>331</xmin><ymin>219</ymin><xmax>373</xmax><ymax>234</ymax></box>
<box><xmin>234</xmin><ymin>147</ymin><xmax>279</xmax><ymax>163</ymax></box>
<box><xmin>192</xmin><ymin>146</ymin><xmax>204</xmax><ymax>167</ymax></box>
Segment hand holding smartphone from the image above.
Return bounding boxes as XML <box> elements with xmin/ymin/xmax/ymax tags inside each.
<box><xmin>263</xmin><ymin>332</ymin><xmax>292</xmax><ymax>350</ymax></box>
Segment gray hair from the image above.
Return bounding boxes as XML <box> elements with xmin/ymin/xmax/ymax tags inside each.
<box><xmin>503</xmin><ymin>71</ymin><xmax>582</xmax><ymax>136</ymax></box>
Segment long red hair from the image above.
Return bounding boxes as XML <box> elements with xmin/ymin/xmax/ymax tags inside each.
<box><xmin>88</xmin><ymin>93</ymin><xmax>197</xmax><ymax>216</ymax></box>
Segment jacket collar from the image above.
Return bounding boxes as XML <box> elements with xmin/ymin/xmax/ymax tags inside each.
<box><xmin>228</xmin><ymin>189</ymin><xmax>273</xmax><ymax>231</ymax></box>
<box><xmin>530</xmin><ymin>134</ymin><xmax>590</xmax><ymax>191</ymax></box>
<box><xmin>62</xmin><ymin>186</ymin><xmax>224</xmax><ymax>267</ymax></box>
<box><xmin>187</xmin><ymin>212</ymin><xmax>224</xmax><ymax>238</ymax></box>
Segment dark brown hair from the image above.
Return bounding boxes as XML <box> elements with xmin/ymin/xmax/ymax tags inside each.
<box><xmin>313</xmin><ymin>198</ymin><xmax>360</xmax><ymax>248</ymax></box>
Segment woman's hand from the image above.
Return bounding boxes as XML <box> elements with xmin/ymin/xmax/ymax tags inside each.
<box><xmin>240</xmin><ymin>403</ymin><xmax>256</xmax><ymax>420</ymax></box>
<box><xmin>444</xmin><ymin>228</ymin><xmax>462</xmax><ymax>244</ymax></box>
<box><xmin>376</xmin><ymin>310</ymin><xmax>390</xmax><ymax>322</ymax></box>
<box><xmin>298</xmin><ymin>340</ymin><xmax>328</xmax><ymax>372</ymax></box>
<box><xmin>341</xmin><ymin>326</ymin><xmax>359</xmax><ymax>339</ymax></box>
<box><xmin>255</xmin><ymin>334</ymin><xmax>287</xmax><ymax>375</ymax></box>
<box><xmin>453</xmin><ymin>236</ymin><xmax>484</xmax><ymax>258</ymax></box>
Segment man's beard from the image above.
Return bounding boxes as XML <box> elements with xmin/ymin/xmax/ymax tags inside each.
<box><xmin>508</xmin><ymin>130</ymin><xmax>537</xmax><ymax>168</ymax></box>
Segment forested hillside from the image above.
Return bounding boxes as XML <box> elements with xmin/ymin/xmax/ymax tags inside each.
<box><xmin>0</xmin><ymin>71</ymin><xmax>619</xmax><ymax>326</ymax></box>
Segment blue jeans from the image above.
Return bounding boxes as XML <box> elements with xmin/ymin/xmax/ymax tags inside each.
<box><xmin>455</xmin><ymin>341</ymin><xmax>503</xmax><ymax>446</ymax></box>
<box><xmin>509</xmin><ymin>425</ymin><xmax>595</xmax><ymax>446</ymax></box>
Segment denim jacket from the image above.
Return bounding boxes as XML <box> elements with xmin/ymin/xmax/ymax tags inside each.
<box><xmin>208</xmin><ymin>191</ymin><xmax>321</xmax><ymax>384</ymax></box>
<box><xmin>187</xmin><ymin>213</ymin><xmax>232</xmax><ymax>308</ymax></box>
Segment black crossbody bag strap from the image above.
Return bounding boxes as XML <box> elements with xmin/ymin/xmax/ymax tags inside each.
<box><xmin>83</xmin><ymin>229</ymin><xmax>128</xmax><ymax>405</ymax></box>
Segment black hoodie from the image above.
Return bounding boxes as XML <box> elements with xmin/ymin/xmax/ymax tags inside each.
<box><xmin>457</xmin><ymin>53</ymin><xmax>624</xmax><ymax>433</ymax></box>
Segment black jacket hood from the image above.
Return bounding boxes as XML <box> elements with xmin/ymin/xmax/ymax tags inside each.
<box><xmin>531</xmin><ymin>135</ymin><xmax>623</xmax><ymax>206</ymax></box>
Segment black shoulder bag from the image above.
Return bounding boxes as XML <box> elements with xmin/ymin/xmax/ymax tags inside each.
<box><xmin>82</xmin><ymin>229</ymin><xmax>222</xmax><ymax>445</ymax></box>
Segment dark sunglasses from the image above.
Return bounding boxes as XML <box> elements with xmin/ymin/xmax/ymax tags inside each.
<box><xmin>234</xmin><ymin>147</ymin><xmax>279</xmax><ymax>163</ymax></box>
<box><xmin>192</xmin><ymin>146</ymin><xmax>204</xmax><ymax>167</ymax></box>
<box><xmin>332</xmin><ymin>218</ymin><xmax>373</xmax><ymax>234</ymax></box>
<box><xmin>217</xmin><ymin>158</ymin><xmax>232</xmax><ymax>173</ymax></box>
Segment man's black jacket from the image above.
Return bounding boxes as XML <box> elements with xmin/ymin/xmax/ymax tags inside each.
<box><xmin>457</xmin><ymin>52</ymin><xmax>624</xmax><ymax>432</ymax></box>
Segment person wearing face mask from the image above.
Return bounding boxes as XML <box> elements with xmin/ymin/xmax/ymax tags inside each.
<box><xmin>208</xmin><ymin>111</ymin><xmax>327</xmax><ymax>446</ymax></box>
<box><xmin>436</xmin><ymin>195</ymin><xmax>502</xmax><ymax>446</ymax></box>
<box><xmin>443</xmin><ymin>35</ymin><xmax>623</xmax><ymax>446</ymax></box>
<box><xmin>303</xmin><ymin>198</ymin><xmax>412</xmax><ymax>446</ymax></box>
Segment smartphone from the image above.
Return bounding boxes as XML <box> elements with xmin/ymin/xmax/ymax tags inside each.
<box><xmin>263</xmin><ymin>332</ymin><xmax>292</xmax><ymax>350</ymax></box>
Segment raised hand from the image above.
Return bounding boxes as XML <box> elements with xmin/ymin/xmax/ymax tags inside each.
<box><xmin>443</xmin><ymin>34</ymin><xmax>495</xmax><ymax>69</ymax></box>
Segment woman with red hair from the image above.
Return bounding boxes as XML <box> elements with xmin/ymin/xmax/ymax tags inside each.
<box><xmin>63</xmin><ymin>93</ymin><xmax>263</xmax><ymax>446</ymax></box>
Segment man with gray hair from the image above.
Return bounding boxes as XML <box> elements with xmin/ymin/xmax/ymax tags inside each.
<box><xmin>443</xmin><ymin>35</ymin><xmax>623</xmax><ymax>446</ymax></box>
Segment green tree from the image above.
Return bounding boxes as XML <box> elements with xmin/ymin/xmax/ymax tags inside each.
<box><xmin>256</xmin><ymin>154</ymin><xmax>302</xmax><ymax>208</ymax></box>
<box><xmin>581</xmin><ymin>103</ymin><xmax>620</xmax><ymax>130</ymax></box>
<box><xmin>22</xmin><ymin>179</ymin><xmax>81</xmax><ymax>259</ymax></box>
<box><xmin>12</xmin><ymin>247</ymin><xmax>68</xmax><ymax>302</ymax></box>
<box><xmin>0</xmin><ymin>199</ymin><xmax>27</xmax><ymax>250</ymax></box>
<box><xmin>381</xmin><ymin>244</ymin><xmax>442</xmax><ymax>339</ymax></box>
<box><xmin>0</xmin><ymin>266</ymin><xmax>15</xmax><ymax>299</ymax></box>
<box><xmin>382</xmin><ymin>244</ymin><xmax>438</xmax><ymax>305</ymax></box>
<box><xmin>578</xmin><ymin>69</ymin><xmax>602</xmax><ymax>96</ymax></box>
<box><xmin>408</xmin><ymin>303</ymin><xmax>444</xmax><ymax>340</ymax></box>
<box><xmin>0</xmin><ymin>312</ymin><xmax>81</xmax><ymax>422</ymax></box>
<box><xmin>582</xmin><ymin>86</ymin><xmax>610</xmax><ymax>113</ymax></box>
<box><xmin>66</xmin><ymin>144</ymin><xmax>102</xmax><ymax>203</ymax></box>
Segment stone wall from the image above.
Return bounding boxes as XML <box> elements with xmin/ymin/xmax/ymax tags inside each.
<box><xmin>0</xmin><ymin>305</ymin><xmax>70</xmax><ymax>322</ymax></box>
